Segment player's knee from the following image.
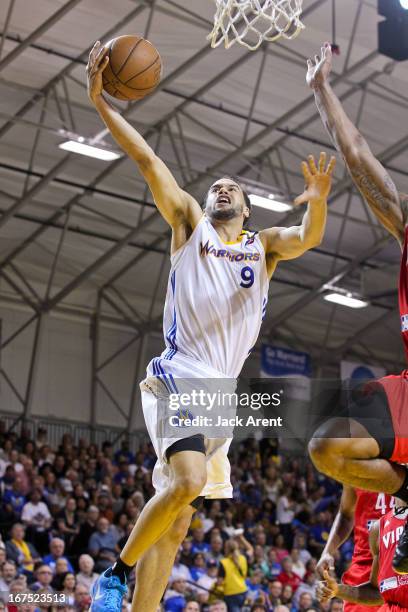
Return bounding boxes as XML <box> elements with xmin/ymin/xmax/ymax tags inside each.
<box><xmin>170</xmin><ymin>473</ymin><xmax>206</xmax><ymax>505</ymax></box>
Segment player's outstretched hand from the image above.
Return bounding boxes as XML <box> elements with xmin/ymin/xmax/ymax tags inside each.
<box><xmin>86</xmin><ymin>40</ymin><xmax>109</xmax><ymax>103</ymax></box>
<box><xmin>316</xmin><ymin>552</ymin><xmax>335</xmax><ymax>579</ymax></box>
<box><xmin>306</xmin><ymin>42</ymin><xmax>332</xmax><ymax>90</ymax></box>
<box><xmin>294</xmin><ymin>152</ymin><xmax>336</xmax><ymax>205</ymax></box>
<box><xmin>316</xmin><ymin>569</ymin><xmax>339</xmax><ymax>602</ymax></box>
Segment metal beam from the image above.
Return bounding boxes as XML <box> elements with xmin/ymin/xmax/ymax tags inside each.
<box><xmin>0</xmin><ymin>0</ymin><xmax>83</xmax><ymax>73</ymax></box>
<box><xmin>0</xmin><ymin>4</ymin><xmax>148</xmax><ymax>140</ymax></box>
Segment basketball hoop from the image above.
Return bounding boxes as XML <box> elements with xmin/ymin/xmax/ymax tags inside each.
<box><xmin>208</xmin><ymin>0</ymin><xmax>305</xmax><ymax>51</ymax></box>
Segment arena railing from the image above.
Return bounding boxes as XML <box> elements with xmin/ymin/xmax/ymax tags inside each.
<box><xmin>0</xmin><ymin>411</ymin><xmax>148</xmax><ymax>452</ymax></box>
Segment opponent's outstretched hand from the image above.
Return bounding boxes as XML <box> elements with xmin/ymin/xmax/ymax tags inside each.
<box><xmin>86</xmin><ymin>40</ymin><xmax>109</xmax><ymax>103</ymax></box>
<box><xmin>294</xmin><ymin>152</ymin><xmax>336</xmax><ymax>205</ymax></box>
<box><xmin>306</xmin><ymin>42</ymin><xmax>333</xmax><ymax>90</ymax></box>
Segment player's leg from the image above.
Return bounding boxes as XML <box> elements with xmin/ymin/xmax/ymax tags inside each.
<box><xmin>90</xmin><ymin>448</ymin><xmax>206</xmax><ymax>611</ymax></box>
<box><xmin>119</xmin><ymin>449</ymin><xmax>206</xmax><ymax>567</ymax></box>
<box><xmin>131</xmin><ymin>505</ymin><xmax>195</xmax><ymax>612</ymax></box>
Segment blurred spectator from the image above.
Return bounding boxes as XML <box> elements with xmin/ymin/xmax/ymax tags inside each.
<box><xmin>273</xmin><ymin>534</ymin><xmax>290</xmax><ymax>563</ymax></box>
<box><xmin>329</xmin><ymin>600</ymin><xmax>343</xmax><ymax>612</ymax></box>
<box><xmin>183</xmin><ymin>603</ymin><xmax>200</xmax><ymax>611</ymax></box>
<box><xmin>30</xmin><ymin>564</ymin><xmax>54</xmax><ymax>593</ymax></box>
<box><xmin>298</xmin><ymin>592</ymin><xmax>315</xmax><ymax>612</ymax></box>
<box><xmin>218</xmin><ymin>540</ymin><xmax>248</xmax><ymax>611</ymax></box>
<box><xmin>195</xmin><ymin>559</ymin><xmax>219</xmax><ymax>604</ymax></box>
<box><xmin>309</xmin><ymin>513</ymin><xmax>331</xmax><ymax>557</ymax></box>
<box><xmin>74</xmin><ymin>582</ymin><xmax>91</xmax><ymax>612</ymax></box>
<box><xmin>0</xmin><ymin>560</ymin><xmax>18</xmax><ymax>602</ymax></box>
<box><xmin>88</xmin><ymin>517</ymin><xmax>119</xmax><ymax>572</ymax></box>
<box><xmin>190</xmin><ymin>553</ymin><xmax>207</xmax><ymax>582</ymax></box>
<box><xmin>54</xmin><ymin>497</ymin><xmax>79</xmax><ymax>551</ymax></box>
<box><xmin>293</xmin><ymin>571</ymin><xmax>317</xmax><ymax>606</ymax></box>
<box><xmin>52</xmin><ymin>571</ymin><xmax>76</xmax><ymax>606</ymax></box>
<box><xmin>281</xmin><ymin>584</ymin><xmax>294</xmax><ymax>607</ymax></box>
<box><xmin>5</xmin><ymin>524</ymin><xmax>40</xmax><ymax>574</ymax></box>
<box><xmin>191</xmin><ymin>529</ymin><xmax>210</xmax><ymax>555</ymax></box>
<box><xmin>268</xmin><ymin>549</ymin><xmax>282</xmax><ymax>579</ymax></box>
<box><xmin>3</xmin><ymin>476</ymin><xmax>26</xmax><ymax>515</ymax></box>
<box><xmin>71</xmin><ymin>505</ymin><xmax>99</xmax><ymax>555</ymax></box>
<box><xmin>268</xmin><ymin>579</ymin><xmax>283</xmax><ymax>606</ymax></box>
<box><xmin>278</xmin><ymin>557</ymin><xmax>301</xmax><ymax>593</ymax></box>
<box><xmin>290</xmin><ymin>548</ymin><xmax>306</xmax><ymax>579</ymax></box>
<box><xmin>114</xmin><ymin>440</ymin><xmax>134</xmax><ymax>465</ymax></box>
<box><xmin>163</xmin><ymin>578</ymin><xmax>188</xmax><ymax>612</ymax></box>
<box><xmin>75</xmin><ymin>554</ymin><xmax>98</xmax><ymax>591</ymax></box>
<box><xmin>21</xmin><ymin>489</ymin><xmax>52</xmax><ymax>553</ymax></box>
<box><xmin>43</xmin><ymin>538</ymin><xmax>74</xmax><ymax>573</ymax></box>
<box><xmin>209</xmin><ymin>601</ymin><xmax>227</xmax><ymax>612</ymax></box>
<box><xmin>245</xmin><ymin>569</ymin><xmax>265</xmax><ymax>605</ymax></box>
<box><xmin>171</xmin><ymin>551</ymin><xmax>192</xmax><ymax>583</ymax></box>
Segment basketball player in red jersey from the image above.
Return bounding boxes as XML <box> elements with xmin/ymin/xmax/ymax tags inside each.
<box><xmin>317</xmin><ymin>486</ymin><xmax>394</xmax><ymax>612</ymax></box>
<box><xmin>316</xmin><ymin>500</ymin><xmax>408</xmax><ymax>611</ymax></box>
<box><xmin>306</xmin><ymin>42</ymin><xmax>408</xmax><ymax>574</ymax></box>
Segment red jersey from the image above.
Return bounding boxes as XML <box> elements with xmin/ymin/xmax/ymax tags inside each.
<box><xmin>378</xmin><ymin>507</ymin><xmax>408</xmax><ymax>608</ymax></box>
<box><xmin>353</xmin><ymin>491</ymin><xmax>395</xmax><ymax>563</ymax></box>
<box><xmin>343</xmin><ymin>491</ymin><xmax>394</xmax><ymax>612</ymax></box>
<box><xmin>399</xmin><ymin>226</ymin><xmax>408</xmax><ymax>363</ymax></box>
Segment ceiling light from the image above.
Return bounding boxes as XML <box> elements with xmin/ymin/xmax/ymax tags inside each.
<box><xmin>400</xmin><ymin>0</ymin><xmax>408</xmax><ymax>9</ymax></box>
<box><xmin>59</xmin><ymin>140</ymin><xmax>121</xmax><ymax>161</ymax></box>
<box><xmin>249</xmin><ymin>193</ymin><xmax>291</xmax><ymax>212</ymax></box>
<box><xmin>324</xmin><ymin>292</ymin><xmax>368</xmax><ymax>309</ymax></box>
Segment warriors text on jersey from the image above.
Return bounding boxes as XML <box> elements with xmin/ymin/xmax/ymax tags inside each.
<box><xmin>151</xmin><ymin>217</ymin><xmax>269</xmax><ymax>379</ymax></box>
<box><xmin>377</xmin><ymin>507</ymin><xmax>408</xmax><ymax>608</ymax></box>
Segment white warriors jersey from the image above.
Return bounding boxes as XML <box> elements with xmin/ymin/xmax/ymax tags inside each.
<box><xmin>148</xmin><ymin>216</ymin><xmax>269</xmax><ymax>380</ymax></box>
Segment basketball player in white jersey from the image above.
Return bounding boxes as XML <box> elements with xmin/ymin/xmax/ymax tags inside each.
<box><xmin>87</xmin><ymin>42</ymin><xmax>336</xmax><ymax>612</ymax></box>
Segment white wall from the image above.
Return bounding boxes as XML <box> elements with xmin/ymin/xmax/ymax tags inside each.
<box><xmin>0</xmin><ymin>304</ymin><xmax>154</xmax><ymax>430</ymax></box>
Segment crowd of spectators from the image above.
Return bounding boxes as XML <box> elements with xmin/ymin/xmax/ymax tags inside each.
<box><xmin>0</xmin><ymin>424</ymin><xmax>350</xmax><ymax>611</ymax></box>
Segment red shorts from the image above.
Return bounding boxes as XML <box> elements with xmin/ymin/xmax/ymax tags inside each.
<box><xmin>378</xmin><ymin>605</ymin><xmax>408</xmax><ymax>612</ymax></box>
<box><xmin>379</xmin><ymin>374</ymin><xmax>408</xmax><ymax>463</ymax></box>
<box><xmin>343</xmin><ymin>561</ymin><xmax>383</xmax><ymax>612</ymax></box>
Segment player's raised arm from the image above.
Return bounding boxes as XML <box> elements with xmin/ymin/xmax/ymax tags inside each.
<box><xmin>308</xmin><ymin>42</ymin><xmax>407</xmax><ymax>244</ymax></box>
<box><xmin>260</xmin><ymin>153</ymin><xmax>335</xmax><ymax>276</ymax></box>
<box><xmin>316</xmin><ymin>486</ymin><xmax>356</xmax><ymax>579</ymax></box>
<box><xmin>86</xmin><ymin>42</ymin><xmax>202</xmax><ymax>231</ymax></box>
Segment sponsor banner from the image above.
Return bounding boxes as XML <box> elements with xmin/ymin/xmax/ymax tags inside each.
<box><xmin>261</xmin><ymin>345</ymin><xmax>311</xmax><ymax>401</ymax></box>
<box><xmin>340</xmin><ymin>360</ymin><xmax>386</xmax><ymax>381</ymax></box>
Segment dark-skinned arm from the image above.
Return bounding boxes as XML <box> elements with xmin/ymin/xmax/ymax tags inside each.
<box><xmin>308</xmin><ymin>42</ymin><xmax>407</xmax><ymax>244</ymax></box>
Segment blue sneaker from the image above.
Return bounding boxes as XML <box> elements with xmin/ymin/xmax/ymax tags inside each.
<box><xmin>90</xmin><ymin>568</ymin><xmax>127</xmax><ymax>611</ymax></box>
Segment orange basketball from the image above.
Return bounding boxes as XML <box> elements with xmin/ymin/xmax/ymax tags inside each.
<box><xmin>102</xmin><ymin>35</ymin><xmax>162</xmax><ymax>101</ymax></box>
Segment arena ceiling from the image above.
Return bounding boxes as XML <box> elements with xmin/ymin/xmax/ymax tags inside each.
<box><xmin>0</xmin><ymin>0</ymin><xmax>408</xmax><ymax>409</ymax></box>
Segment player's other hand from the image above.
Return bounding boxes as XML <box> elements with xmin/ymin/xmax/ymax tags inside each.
<box><xmin>316</xmin><ymin>552</ymin><xmax>335</xmax><ymax>579</ymax></box>
<box><xmin>316</xmin><ymin>569</ymin><xmax>339</xmax><ymax>602</ymax></box>
<box><xmin>86</xmin><ymin>41</ymin><xmax>109</xmax><ymax>103</ymax></box>
<box><xmin>306</xmin><ymin>42</ymin><xmax>332</xmax><ymax>90</ymax></box>
<box><xmin>294</xmin><ymin>152</ymin><xmax>336</xmax><ymax>205</ymax></box>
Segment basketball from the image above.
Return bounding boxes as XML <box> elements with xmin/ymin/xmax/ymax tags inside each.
<box><xmin>102</xmin><ymin>35</ymin><xmax>162</xmax><ymax>101</ymax></box>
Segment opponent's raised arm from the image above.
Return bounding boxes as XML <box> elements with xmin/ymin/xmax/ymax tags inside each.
<box><xmin>86</xmin><ymin>42</ymin><xmax>202</xmax><ymax>230</ymax></box>
<box><xmin>260</xmin><ymin>153</ymin><xmax>335</xmax><ymax>276</ymax></box>
<box><xmin>308</xmin><ymin>42</ymin><xmax>406</xmax><ymax>244</ymax></box>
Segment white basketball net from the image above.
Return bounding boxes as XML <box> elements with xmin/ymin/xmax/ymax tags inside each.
<box><xmin>208</xmin><ymin>0</ymin><xmax>305</xmax><ymax>51</ymax></box>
